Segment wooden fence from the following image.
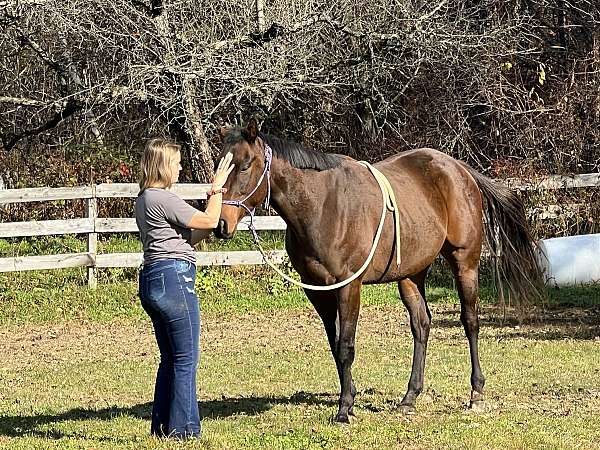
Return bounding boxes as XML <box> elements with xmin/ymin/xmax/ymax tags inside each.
<box><xmin>0</xmin><ymin>173</ymin><xmax>599</xmax><ymax>287</ymax></box>
<box><xmin>0</xmin><ymin>183</ymin><xmax>287</xmax><ymax>288</ymax></box>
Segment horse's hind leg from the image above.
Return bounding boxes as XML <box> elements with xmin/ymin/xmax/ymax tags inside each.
<box><xmin>304</xmin><ymin>289</ymin><xmax>357</xmax><ymax>418</ymax></box>
<box><xmin>443</xmin><ymin>246</ymin><xmax>486</xmax><ymax>410</ymax></box>
<box><xmin>398</xmin><ymin>268</ymin><xmax>431</xmax><ymax>414</ymax></box>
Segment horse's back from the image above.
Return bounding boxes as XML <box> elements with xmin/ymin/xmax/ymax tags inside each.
<box><xmin>375</xmin><ymin>148</ymin><xmax>464</xmax><ymax>181</ymax></box>
<box><xmin>375</xmin><ymin>148</ymin><xmax>484</xmax><ymax>264</ymax></box>
<box><xmin>376</xmin><ymin>147</ymin><xmax>480</xmax><ymax>201</ymax></box>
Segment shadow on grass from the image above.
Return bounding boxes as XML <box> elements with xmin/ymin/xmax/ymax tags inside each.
<box><xmin>429</xmin><ymin>285</ymin><xmax>600</xmax><ymax>341</ymax></box>
<box><xmin>0</xmin><ymin>391</ymin><xmax>337</xmax><ymax>439</ymax></box>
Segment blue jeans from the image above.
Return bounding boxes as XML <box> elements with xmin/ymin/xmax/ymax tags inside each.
<box><xmin>139</xmin><ymin>258</ymin><xmax>201</xmax><ymax>439</ymax></box>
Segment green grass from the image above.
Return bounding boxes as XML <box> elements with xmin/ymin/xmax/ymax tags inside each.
<box><xmin>0</xmin><ymin>233</ymin><xmax>502</xmax><ymax>325</ymax></box>
<box><xmin>0</xmin><ymin>299</ymin><xmax>599</xmax><ymax>449</ymax></box>
<box><xmin>0</xmin><ymin>235</ymin><xmax>599</xmax><ymax>448</ymax></box>
<box><xmin>0</xmin><ymin>261</ymin><xmax>506</xmax><ymax>326</ymax></box>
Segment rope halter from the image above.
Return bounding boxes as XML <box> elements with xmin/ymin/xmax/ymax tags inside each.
<box><xmin>221</xmin><ymin>140</ymin><xmax>273</xmax><ymax>241</ymax></box>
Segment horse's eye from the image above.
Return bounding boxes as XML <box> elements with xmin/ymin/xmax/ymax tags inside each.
<box><xmin>241</xmin><ymin>164</ymin><xmax>251</xmax><ymax>172</ymax></box>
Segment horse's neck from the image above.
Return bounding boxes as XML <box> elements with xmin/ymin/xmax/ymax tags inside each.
<box><xmin>269</xmin><ymin>157</ymin><xmax>329</xmax><ymax>238</ymax></box>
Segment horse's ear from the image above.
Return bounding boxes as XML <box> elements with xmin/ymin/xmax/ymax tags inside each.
<box><xmin>246</xmin><ymin>118</ymin><xmax>259</xmax><ymax>143</ymax></box>
<box><xmin>218</xmin><ymin>126</ymin><xmax>228</xmax><ymax>140</ymax></box>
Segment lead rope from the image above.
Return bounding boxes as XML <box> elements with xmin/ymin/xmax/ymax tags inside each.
<box><xmin>251</xmin><ymin>161</ymin><xmax>401</xmax><ymax>291</ymax></box>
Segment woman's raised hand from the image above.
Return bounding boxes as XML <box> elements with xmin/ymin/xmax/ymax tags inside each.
<box><xmin>212</xmin><ymin>152</ymin><xmax>235</xmax><ymax>191</ymax></box>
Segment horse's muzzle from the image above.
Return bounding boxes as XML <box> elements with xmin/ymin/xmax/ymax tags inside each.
<box><xmin>214</xmin><ymin>219</ymin><xmax>234</xmax><ymax>239</ymax></box>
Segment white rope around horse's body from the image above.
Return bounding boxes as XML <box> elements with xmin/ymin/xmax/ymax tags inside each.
<box><xmin>255</xmin><ymin>161</ymin><xmax>401</xmax><ymax>291</ymax></box>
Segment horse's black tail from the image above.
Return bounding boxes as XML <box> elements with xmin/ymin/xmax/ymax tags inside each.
<box><xmin>462</xmin><ymin>164</ymin><xmax>545</xmax><ymax>312</ymax></box>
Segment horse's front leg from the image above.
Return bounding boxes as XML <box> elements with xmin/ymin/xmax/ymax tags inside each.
<box><xmin>334</xmin><ymin>279</ymin><xmax>362</xmax><ymax>423</ymax></box>
<box><xmin>304</xmin><ymin>289</ymin><xmax>358</xmax><ymax>418</ymax></box>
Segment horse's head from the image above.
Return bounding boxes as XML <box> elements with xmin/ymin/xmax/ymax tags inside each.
<box><xmin>214</xmin><ymin>118</ymin><xmax>271</xmax><ymax>239</ymax></box>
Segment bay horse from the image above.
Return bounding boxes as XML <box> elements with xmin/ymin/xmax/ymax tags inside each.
<box><xmin>214</xmin><ymin>119</ymin><xmax>542</xmax><ymax>423</ymax></box>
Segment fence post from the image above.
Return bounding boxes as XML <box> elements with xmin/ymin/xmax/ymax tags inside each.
<box><xmin>86</xmin><ymin>185</ymin><xmax>98</xmax><ymax>289</ymax></box>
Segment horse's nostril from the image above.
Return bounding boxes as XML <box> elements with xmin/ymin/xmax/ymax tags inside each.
<box><xmin>218</xmin><ymin>219</ymin><xmax>227</xmax><ymax>234</ymax></box>
<box><xmin>214</xmin><ymin>219</ymin><xmax>232</xmax><ymax>239</ymax></box>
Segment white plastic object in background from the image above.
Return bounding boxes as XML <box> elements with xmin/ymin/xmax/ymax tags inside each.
<box><xmin>536</xmin><ymin>234</ymin><xmax>600</xmax><ymax>286</ymax></box>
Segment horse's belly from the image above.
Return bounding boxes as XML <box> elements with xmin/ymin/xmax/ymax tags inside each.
<box><xmin>362</xmin><ymin>227</ymin><xmax>446</xmax><ymax>284</ymax></box>
<box><xmin>362</xmin><ymin>254</ymin><xmax>439</xmax><ymax>284</ymax></box>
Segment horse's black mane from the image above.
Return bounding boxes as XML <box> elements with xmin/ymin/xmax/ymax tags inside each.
<box><xmin>224</xmin><ymin>128</ymin><xmax>341</xmax><ymax>171</ymax></box>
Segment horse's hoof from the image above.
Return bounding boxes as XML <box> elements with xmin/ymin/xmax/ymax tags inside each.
<box><xmin>469</xmin><ymin>400</ymin><xmax>486</xmax><ymax>413</ymax></box>
<box><xmin>399</xmin><ymin>404</ymin><xmax>416</xmax><ymax>415</ymax></box>
<box><xmin>334</xmin><ymin>413</ymin><xmax>351</xmax><ymax>423</ymax></box>
<box><xmin>348</xmin><ymin>408</ymin><xmax>356</xmax><ymax>417</ymax></box>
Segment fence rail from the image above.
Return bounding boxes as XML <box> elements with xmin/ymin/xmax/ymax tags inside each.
<box><xmin>0</xmin><ymin>250</ymin><xmax>287</xmax><ymax>273</ymax></box>
<box><xmin>0</xmin><ymin>173</ymin><xmax>598</xmax><ymax>287</ymax></box>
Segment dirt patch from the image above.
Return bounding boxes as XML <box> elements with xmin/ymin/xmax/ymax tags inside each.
<box><xmin>0</xmin><ymin>321</ymin><xmax>155</xmax><ymax>369</ymax></box>
<box><xmin>1</xmin><ymin>304</ymin><xmax>598</xmax><ymax>371</ymax></box>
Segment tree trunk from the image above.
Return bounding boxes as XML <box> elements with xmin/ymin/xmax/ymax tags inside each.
<box><xmin>151</xmin><ymin>2</ymin><xmax>213</xmax><ymax>183</ymax></box>
<box><xmin>181</xmin><ymin>76</ymin><xmax>214</xmax><ymax>183</ymax></box>
<box><xmin>256</xmin><ymin>0</ymin><xmax>265</xmax><ymax>33</ymax></box>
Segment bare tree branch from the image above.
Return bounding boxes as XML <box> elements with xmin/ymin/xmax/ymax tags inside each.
<box><xmin>0</xmin><ymin>0</ymin><xmax>598</xmax><ymax>180</ymax></box>
<box><xmin>0</xmin><ymin>96</ymin><xmax>54</xmax><ymax>107</ymax></box>
<box><xmin>17</xmin><ymin>31</ymin><xmax>65</xmax><ymax>75</ymax></box>
<box><xmin>2</xmin><ymin>100</ymin><xmax>80</xmax><ymax>151</ymax></box>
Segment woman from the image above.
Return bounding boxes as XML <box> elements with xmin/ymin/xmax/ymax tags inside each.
<box><xmin>135</xmin><ymin>138</ymin><xmax>234</xmax><ymax>439</ymax></box>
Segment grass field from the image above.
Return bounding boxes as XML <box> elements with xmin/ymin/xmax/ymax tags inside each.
<box><xmin>0</xmin><ymin>236</ymin><xmax>599</xmax><ymax>449</ymax></box>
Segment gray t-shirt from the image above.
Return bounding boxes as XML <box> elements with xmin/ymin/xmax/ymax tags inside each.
<box><xmin>135</xmin><ymin>188</ymin><xmax>198</xmax><ymax>265</ymax></box>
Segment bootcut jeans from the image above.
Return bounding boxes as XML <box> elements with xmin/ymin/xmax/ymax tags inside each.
<box><xmin>139</xmin><ymin>258</ymin><xmax>201</xmax><ymax>439</ymax></box>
